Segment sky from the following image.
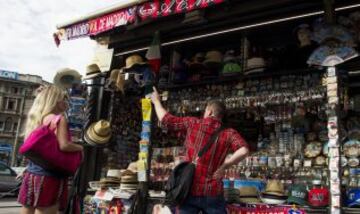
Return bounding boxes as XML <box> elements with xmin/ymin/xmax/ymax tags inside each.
<box><xmin>0</xmin><ymin>0</ymin><xmax>126</xmax><ymax>82</ymax></box>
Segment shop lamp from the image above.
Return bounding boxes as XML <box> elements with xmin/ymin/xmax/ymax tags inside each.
<box><xmin>115</xmin><ymin>3</ymin><xmax>360</xmax><ymax>56</ymax></box>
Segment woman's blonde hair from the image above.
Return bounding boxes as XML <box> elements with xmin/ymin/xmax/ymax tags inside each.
<box><xmin>24</xmin><ymin>85</ymin><xmax>67</xmax><ymax>138</ymax></box>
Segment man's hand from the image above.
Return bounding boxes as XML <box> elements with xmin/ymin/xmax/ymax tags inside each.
<box><xmin>213</xmin><ymin>165</ymin><xmax>226</xmax><ymax>180</ymax></box>
<box><xmin>151</xmin><ymin>87</ymin><xmax>161</xmax><ymax>104</ymax></box>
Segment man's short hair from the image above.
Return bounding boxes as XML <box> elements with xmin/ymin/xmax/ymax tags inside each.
<box><xmin>207</xmin><ymin>100</ymin><xmax>226</xmax><ymax>119</ymax></box>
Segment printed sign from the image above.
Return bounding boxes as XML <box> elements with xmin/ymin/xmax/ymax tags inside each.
<box><xmin>88</xmin><ymin>7</ymin><xmax>137</xmax><ymax>35</ymax></box>
<box><xmin>0</xmin><ymin>70</ymin><xmax>18</xmax><ymax>80</ymax></box>
<box><xmin>64</xmin><ymin>22</ymin><xmax>90</xmax><ymax>40</ymax></box>
<box><xmin>58</xmin><ymin>0</ymin><xmax>225</xmax><ymax>40</ymax></box>
<box><xmin>138</xmin><ymin>0</ymin><xmax>225</xmax><ymax>20</ymax></box>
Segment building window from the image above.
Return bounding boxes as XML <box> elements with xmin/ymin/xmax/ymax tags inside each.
<box><xmin>5</xmin><ymin>98</ymin><xmax>17</xmax><ymax>111</ymax></box>
<box><xmin>0</xmin><ymin>121</ymin><xmax>4</xmax><ymax>131</ymax></box>
<box><xmin>7</xmin><ymin>99</ymin><xmax>15</xmax><ymax>110</ymax></box>
<box><xmin>4</xmin><ymin>117</ymin><xmax>12</xmax><ymax>132</ymax></box>
<box><xmin>11</xmin><ymin>87</ymin><xmax>19</xmax><ymax>94</ymax></box>
<box><xmin>13</xmin><ymin>122</ymin><xmax>18</xmax><ymax>132</ymax></box>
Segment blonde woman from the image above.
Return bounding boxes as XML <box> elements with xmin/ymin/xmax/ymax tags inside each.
<box><xmin>18</xmin><ymin>85</ymin><xmax>83</xmax><ymax>214</ymax></box>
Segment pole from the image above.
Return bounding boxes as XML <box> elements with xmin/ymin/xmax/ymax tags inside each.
<box><xmin>11</xmin><ymin>91</ymin><xmax>26</xmax><ymax>167</ymax></box>
<box><xmin>326</xmin><ymin>67</ymin><xmax>341</xmax><ymax>214</ymax></box>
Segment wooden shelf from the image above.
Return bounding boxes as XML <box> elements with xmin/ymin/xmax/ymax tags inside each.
<box><xmin>159</xmin><ymin>68</ymin><xmax>325</xmax><ymax>90</ymax></box>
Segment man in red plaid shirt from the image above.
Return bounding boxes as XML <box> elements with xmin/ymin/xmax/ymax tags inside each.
<box><xmin>151</xmin><ymin>87</ymin><xmax>249</xmax><ymax>214</ymax></box>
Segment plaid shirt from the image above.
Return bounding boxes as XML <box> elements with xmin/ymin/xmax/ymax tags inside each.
<box><xmin>161</xmin><ymin>112</ymin><xmax>248</xmax><ymax>197</ymax></box>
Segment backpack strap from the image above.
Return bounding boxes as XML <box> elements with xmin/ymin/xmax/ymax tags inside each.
<box><xmin>197</xmin><ymin>125</ymin><xmax>226</xmax><ymax>158</ymax></box>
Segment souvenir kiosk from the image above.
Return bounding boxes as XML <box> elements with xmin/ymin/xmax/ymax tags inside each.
<box><xmin>54</xmin><ymin>0</ymin><xmax>360</xmax><ymax>213</ymax></box>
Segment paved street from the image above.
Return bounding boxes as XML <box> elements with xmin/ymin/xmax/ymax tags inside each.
<box><xmin>0</xmin><ymin>197</ymin><xmax>20</xmax><ymax>214</ymax></box>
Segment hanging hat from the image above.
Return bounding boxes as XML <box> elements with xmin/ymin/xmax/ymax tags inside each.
<box><xmin>204</xmin><ymin>51</ymin><xmax>223</xmax><ymax>65</ymax></box>
<box><xmin>263</xmin><ymin>180</ymin><xmax>286</xmax><ymax>197</ymax></box>
<box><xmin>287</xmin><ymin>185</ymin><xmax>308</xmax><ymax>206</ymax></box>
<box><xmin>53</xmin><ymin>68</ymin><xmax>81</xmax><ymax>89</ymax></box>
<box><xmin>245</xmin><ymin>57</ymin><xmax>266</xmax><ymax>75</ymax></box>
<box><xmin>222</xmin><ymin>63</ymin><xmax>242</xmax><ymax>75</ymax></box>
<box><xmin>124</xmin><ymin>55</ymin><xmax>147</xmax><ymax>70</ymax></box>
<box><xmin>85</xmin><ymin>120</ymin><xmax>112</xmax><ymax>145</ymax></box>
<box><xmin>223</xmin><ymin>50</ymin><xmax>237</xmax><ymax>63</ymax></box>
<box><xmin>238</xmin><ymin>186</ymin><xmax>261</xmax><ymax>204</ymax></box>
<box><xmin>84</xmin><ymin>64</ymin><xmax>102</xmax><ymax>80</ymax></box>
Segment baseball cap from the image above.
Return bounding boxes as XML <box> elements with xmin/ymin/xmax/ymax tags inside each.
<box><xmin>308</xmin><ymin>187</ymin><xmax>329</xmax><ymax>207</ymax></box>
<box><xmin>287</xmin><ymin>184</ymin><xmax>308</xmax><ymax>206</ymax></box>
<box><xmin>346</xmin><ymin>188</ymin><xmax>360</xmax><ymax>207</ymax></box>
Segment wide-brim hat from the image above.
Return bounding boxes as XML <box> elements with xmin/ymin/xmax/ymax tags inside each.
<box><xmin>238</xmin><ymin>186</ymin><xmax>261</xmax><ymax>204</ymax></box>
<box><xmin>86</xmin><ymin>120</ymin><xmax>112</xmax><ymax>145</ymax></box>
<box><xmin>53</xmin><ymin>68</ymin><xmax>81</xmax><ymax>89</ymax></box>
<box><xmin>107</xmin><ymin>169</ymin><xmax>122</xmax><ymax>179</ymax></box>
<box><xmin>127</xmin><ymin>162</ymin><xmax>138</xmax><ymax>173</ymax></box>
<box><xmin>246</xmin><ymin>57</ymin><xmax>266</xmax><ymax>69</ymax></box>
<box><xmin>261</xmin><ymin>195</ymin><xmax>287</xmax><ymax>205</ymax></box>
<box><xmin>263</xmin><ymin>180</ymin><xmax>286</xmax><ymax>196</ymax></box>
<box><xmin>124</xmin><ymin>54</ymin><xmax>147</xmax><ymax>70</ymax></box>
<box><xmin>121</xmin><ymin>169</ymin><xmax>136</xmax><ymax>176</ymax></box>
<box><xmin>238</xmin><ymin>197</ymin><xmax>261</xmax><ymax>204</ymax></box>
<box><xmin>223</xmin><ymin>50</ymin><xmax>237</xmax><ymax>63</ymax></box>
<box><xmin>120</xmin><ymin>183</ymin><xmax>138</xmax><ymax>190</ymax></box>
<box><xmin>222</xmin><ymin>63</ymin><xmax>242</xmax><ymax>74</ymax></box>
<box><xmin>83</xmin><ymin>64</ymin><xmax>102</xmax><ymax>80</ymax></box>
<box><xmin>99</xmin><ymin>177</ymin><xmax>121</xmax><ymax>184</ymax></box>
<box><xmin>204</xmin><ymin>51</ymin><xmax>223</xmax><ymax>64</ymax></box>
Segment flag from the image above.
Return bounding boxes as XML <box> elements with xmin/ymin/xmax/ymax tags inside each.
<box><xmin>146</xmin><ymin>31</ymin><xmax>161</xmax><ymax>74</ymax></box>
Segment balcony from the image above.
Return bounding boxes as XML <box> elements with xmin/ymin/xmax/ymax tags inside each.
<box><xmin>0</xmin><ymin>131</ymin><xmax>15</xmax><ymax>138</ymax></box>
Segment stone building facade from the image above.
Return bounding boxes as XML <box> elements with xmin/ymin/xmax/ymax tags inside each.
<box><xmin>0</xmin><ymin>70</ymin><xmax>48</xmax><ymax>165</ymax></box>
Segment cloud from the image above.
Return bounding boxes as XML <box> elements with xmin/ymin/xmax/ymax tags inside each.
<box><xmin>0</xmin><ymin>0</ymin><xmax>124</xmax><ymax>82</ymax></box>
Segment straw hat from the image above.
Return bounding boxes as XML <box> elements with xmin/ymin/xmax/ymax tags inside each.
<box><xmin>238</xmin><ymin>186</ymin><xmax>261</xmax><ymax>204</ymax></box>
<box><xmin>263</xmin><ymin>180</ymin><xmax>286</xmax><ymax>196</ymax></box>
<box><xmin>107</xmin><ymin>169</ymin><xmax>122</xmax><ymax>179</ymax></box>
<box><xmin>127</xmin><ymin>162</ymin><xmax>138</xmax><ymax>173</ymax></box>
<box><xmin>204</xmin><ymin>51</ymin><xmax>223</xmax><ymax>64</ymax></box>
<box><xmin>124</xmin><ymin>55</ymin><xmax>147</xmax><ymax>70</ymax></box>
<box><xmin>53</xmin><ymin>68</ymin><xmax>81</xmax><ymax>89</ymax></box>
<box><xmin>85</xmin><ymin>120</ymin><xmax>112</xmax><ymax>145</ymax></box>
<box><xmin>84</xmin><ymin>64</ymin><xmax>102</xmax><ymax>80</ymax></box>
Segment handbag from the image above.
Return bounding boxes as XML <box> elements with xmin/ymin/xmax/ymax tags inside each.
<box><xmin>19</xmin><ymin>115</ymin><xmax>82</xmax><ymax>176</ymax></box>
<box><xmin>165</xmin><ymin>125</ymin><xmax>225</xmax><ymax>205</ymax></box>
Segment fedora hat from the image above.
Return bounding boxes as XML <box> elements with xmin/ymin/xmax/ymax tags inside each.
<box><xmin>84</xmin><ymin>64</ymin><xmax>102</xmax><ymax>80</ymax></box>
<box><xmin>124</xmin><ymin>55</ymin><xmax>147</xmax><ymax>70</ymax></box>
<box><xmin>263</xmin><ymin>180</ymin><xmax>286</xmax><ymax>196</ymax></box>
<box><xmin>107</xmin><ymin>169</ymin><xmax>122</xmax><ymax>179</ymax></box>
<box><xmin>53</xmin><ymin>68</ymin><xmax>81</xmax><ymax>89</ymax></box>
<box><xmin>204</xmin><ymin>51</ymin><xmax>223</xmax><ymax>64</ymax></box>
<box><xmin>85</xmin><ymin>120</ymin><xmax>112</xmax><ymax>145</ymax></box>
<box><xmin>238</xmin><ymin>186</ymin><xmax>261</xmax><ymax>204</ymax></box>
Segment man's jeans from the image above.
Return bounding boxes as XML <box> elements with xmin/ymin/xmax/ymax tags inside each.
<box><xmin>178</xmin><ymin>195</ymin><xmax>227</xmax><ymax>214</ymax></box>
